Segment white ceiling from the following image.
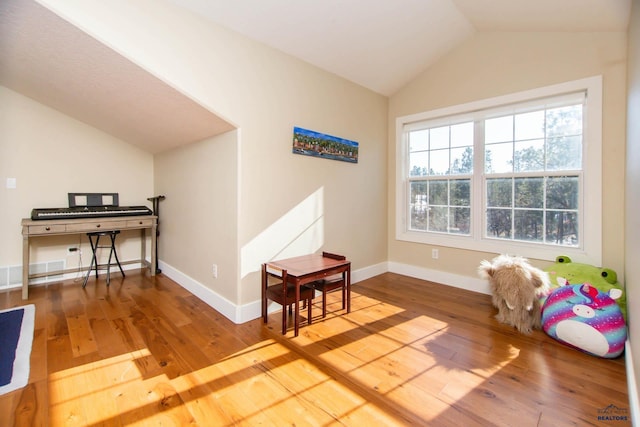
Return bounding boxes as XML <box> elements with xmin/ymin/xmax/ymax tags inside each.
<box><xmin>0</xmin><ymin>0</ymin><xmax>235</xmax><ymax>154</ymax></box>
<box><xmin>168</xmin><ymin>0</ymin><xmax>632</xmax><ymax>96</ymax></box>
<box><xmin>0</xmin><ymin>0</ymin><xmax>632</xmax><ymax>153</ymax></box>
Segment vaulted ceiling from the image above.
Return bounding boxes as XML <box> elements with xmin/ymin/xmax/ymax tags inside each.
<box><xmin>0</xmin><ymin>0</ymin><xmax>631</xmax><ymax>153</ymax></box>
<box><xmin>0</xmin><ymin>0</ymin><xmax>235</xmax><ymax>154</ymax></box>
<box><xmin>168</xmin><ymin>0</ymin><xmax>631</xmax><ymax>96</ymax></box>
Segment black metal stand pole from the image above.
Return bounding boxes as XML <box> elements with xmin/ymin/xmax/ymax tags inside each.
<box><xmin>147</xmin><ymin>195</ymin><xmax>165</xmax><ymax>274</ymax></box>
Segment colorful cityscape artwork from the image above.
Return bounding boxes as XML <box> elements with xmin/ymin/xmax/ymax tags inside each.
<box><xmin>292</xmin><ymin>126</ymin><xmax>358</xmax><ymax>163</ymax></box>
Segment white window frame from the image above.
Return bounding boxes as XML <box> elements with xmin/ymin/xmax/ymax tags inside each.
<box><xmin>395</xmin><ymin>76</ymin><xmax>602</xmax><ymax>265</ymax></box>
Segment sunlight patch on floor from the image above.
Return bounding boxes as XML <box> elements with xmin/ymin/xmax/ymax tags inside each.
<box><xmin>45</xmin><ymin>335</ymin><xmax>408</xmax><ymax>425</ymax></box>
<box><xmin>294</xmin><ymin>292</ymin><xmax>524</xmax><ymax>423</ymax></box>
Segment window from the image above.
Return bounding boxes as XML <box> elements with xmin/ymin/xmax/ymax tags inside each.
<box><xmin>408</xmin><ymin>122</ymin><xmax>473</xmax><ymax>235</ymax></box>
<box><xmin>396</xmin><ymin>77</ymin><xmax>602</xmax><ymax>264</ymax></box>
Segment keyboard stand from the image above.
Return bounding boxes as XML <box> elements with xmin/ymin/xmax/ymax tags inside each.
<box><xmin>83</xmin><ymin>230</ymin><xmax>125</xmax><ymax>287</ymax></box>
<box><xmin>21</xmin><ymin>215</ymin><xmax>157</xmax><ymax>299</ymax></box>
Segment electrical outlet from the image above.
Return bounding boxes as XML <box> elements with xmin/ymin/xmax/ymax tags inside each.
<box><xmin>212</xmin><ymin>264</ymin><xmax>218</xmax><ymax>278</ymax></box>
<box><xmin>432</xmin><ymin>249</ymin><xmax>439</xmax><ymax>259</ymax></box>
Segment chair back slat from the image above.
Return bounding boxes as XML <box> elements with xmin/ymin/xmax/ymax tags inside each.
<box><xmin>262</xmin><ymin>264</ymin><xmax>289</xmax><ymax>294</ymax></box>
<box><xmin>322</xmin><ymin>251</ymin><xmax>346</xmax><ymax>261</ymax></box>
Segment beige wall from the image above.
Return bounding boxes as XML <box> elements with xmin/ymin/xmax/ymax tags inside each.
<box><xmin>388</xmin><ymin>31</ymin><xmax>628</xmax><ymax>279</ymax></box>
<box><xmin>39</xmin><ymin>0</ymin><xmax>389</xmax><ymax>309</ymax></box>
<box><xmin>154</xmin><ymin>130</ymin><xmax>239</xmax><ymax>304</ymax></box>
<box><xmin>14</xmin><ymin>1</ymin><xmax>629</xmax><ymax>334</ymax></box>
<box><xmin>626</xmin><ymin>0</ymin><xmax>640</xmax><ymax>404</ymax></box>
<box><xmin>0</xmin><ymin>86</ymin><xmax>154</xmax><ymax>274</ymax></box>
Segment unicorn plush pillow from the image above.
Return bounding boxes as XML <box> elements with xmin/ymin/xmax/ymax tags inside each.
<box><xmin>541</xmin><ymin>283</ymin><xmax>626</xmax><ymax>358</ymax></box>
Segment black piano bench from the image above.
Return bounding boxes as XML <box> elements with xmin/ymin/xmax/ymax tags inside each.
<box><xmin>82</xmin><ymin>230</ymin><xmax>125</xmax><ymax>288</ymax></box>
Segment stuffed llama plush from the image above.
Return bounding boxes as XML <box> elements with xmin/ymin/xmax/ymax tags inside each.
<box><xmin>478</xmin><ymin>254</ymin><xmax>551</xmax><ymax>334</ymax></box>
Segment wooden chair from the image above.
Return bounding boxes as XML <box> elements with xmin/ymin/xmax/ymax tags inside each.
<box><xmin>306</xmin><ymin>252</ymin><xmax>347</xmax><ymax>318</ymax></box>
<box><xmin>262</xmin><ymin>263</ymin><xmax>314</xmax><ymax>335</ymax></box>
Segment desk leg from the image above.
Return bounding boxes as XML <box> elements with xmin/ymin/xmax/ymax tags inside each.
<box><xmin>150</xmin><ymin>223</ymin><xmax>157</xmax><ymax>276</ymax></box>
<box><xmin>140</xmin><ymin>228</ymin><xmax>147</xmax><ymax>270</ymax></box>
<box><xmin>22</xmin><ymin>235</ymin><xmax>29</xmax><ymax>300</ymax></box>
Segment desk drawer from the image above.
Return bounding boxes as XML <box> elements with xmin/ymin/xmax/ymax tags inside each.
<box><xmin>126</xmin><ymin>218</ymin><xmax>154</xmax><ymax>228</ymax></box>
<box><xmin>27</xmin><ymin>224</ymin><xmax>66</xmax><ymax>235</ymax></box>
<box><xmin>66</xmin><ymin>220</ymin><xmax>127</xmax><ymax>233</ymax></box>
<box><xmin>318</xmin><ymin>266</ymin><xmax>349</xmax><ymax>279</ymax></box>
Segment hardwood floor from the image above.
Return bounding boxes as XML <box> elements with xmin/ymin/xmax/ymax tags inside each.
<box><xmin>0</xmin><ymin>270</ymin><xmax>631</xmax><ymax>426</ymax></box>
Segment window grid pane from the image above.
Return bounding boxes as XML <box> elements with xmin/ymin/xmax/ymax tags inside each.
<box><xmin>408</xmin><ymin>121</ymin><xmax>473</xmax><ymax>177</ymax></box>
<box><xmin>484</xmin><ymin>175</ymin><xmax>579</xmax><ymax>247</ymax></box>
<box><xmin>409</xmin><ymin>178</ymin><xmax>471</xmax><ymax>236</ymax></box>
<box><xmin>404</xmin><ymin>91</ymin><xmax>585</xmax><ymax>250</ymax></box>
<box><xmin>483</xmin><ymin>102</ymin><xmax>582</xmax><ymax>247</ymax></box>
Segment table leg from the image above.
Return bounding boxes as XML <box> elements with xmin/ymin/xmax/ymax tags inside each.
<box><xmin>22</xmin><ymin>235</ymin><xmax>29</xmax><ymax>300</ymax></box>
<box><xmin>346</xmin><ymin>266</ymin><xmax>351</xmax><ymax>313</ymax></box>
<box><xmin>261</xmin><ymin>265</ymin><xmax>267</xmax><ymax>323</ymax></box>
<box><xmin>294</xmin><ymin>280</ymin><xmax>300</xmax><ymax>337</ymax></box>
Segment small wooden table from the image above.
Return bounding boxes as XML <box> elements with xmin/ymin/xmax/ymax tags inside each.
<box><xmin>264</xmin><ymin>252</ymin><xmax>351</xmax><ymax>336</ymax></box>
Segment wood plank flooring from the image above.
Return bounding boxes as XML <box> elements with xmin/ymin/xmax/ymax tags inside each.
<box><xmin>0</xmin><ymin>270</ymin><xmax>631</xmax><ymax>426</ymax></box>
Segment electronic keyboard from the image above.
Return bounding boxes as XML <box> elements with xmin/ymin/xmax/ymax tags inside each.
<box><xmin>31</xmin><ymin>205</ymin><xmax>153</xmax><ymax>220</ymax></box>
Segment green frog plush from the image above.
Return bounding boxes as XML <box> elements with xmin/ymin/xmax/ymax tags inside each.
<box><xmin>544</xmin><ymin>255</ymin><xmax>627</xmax><ymax>320</ymax></box>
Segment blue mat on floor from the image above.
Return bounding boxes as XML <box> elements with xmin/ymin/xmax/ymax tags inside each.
<box><xmin>0</xmin><ymin>305</ymin><xmax>34</xmax><ymax>395</ymax></box>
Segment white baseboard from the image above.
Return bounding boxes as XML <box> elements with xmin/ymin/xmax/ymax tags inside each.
<box><xmin>626</xmin><ymin>340</ymin><xmax>640</xmax><ymax>425</ymax></box>
<box><xmin>160</xmin><ymin>259</ymin><xmax>488</xmax><ymax>324</ymax></box>
<box><xmin>352</xmin><ymin>261</ymin><xmax>388</xmax><ymax>283</ymax></box>
<box><xmin>159</xmin><ymin>260</ymin><xmax>390</xmax><ymax>324</ymax></box>
<box><xmin>388</xmin><ymin>261</ymin><xmax>491</xmax><ymax>295</ymax></box>
<box><xmin>158</xmin><ymin>261</ymin><xmax>240</xmax><ymax>322</ymax></box>
<box><xmin>15</xmin><ymin>257</ymin><xmax>489</xmax><ymax>324</ymax></box>
<box><xmin>12</xmin><ymin>260</ymin><xmax>147</xmax><ymax>291</ymax></box>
